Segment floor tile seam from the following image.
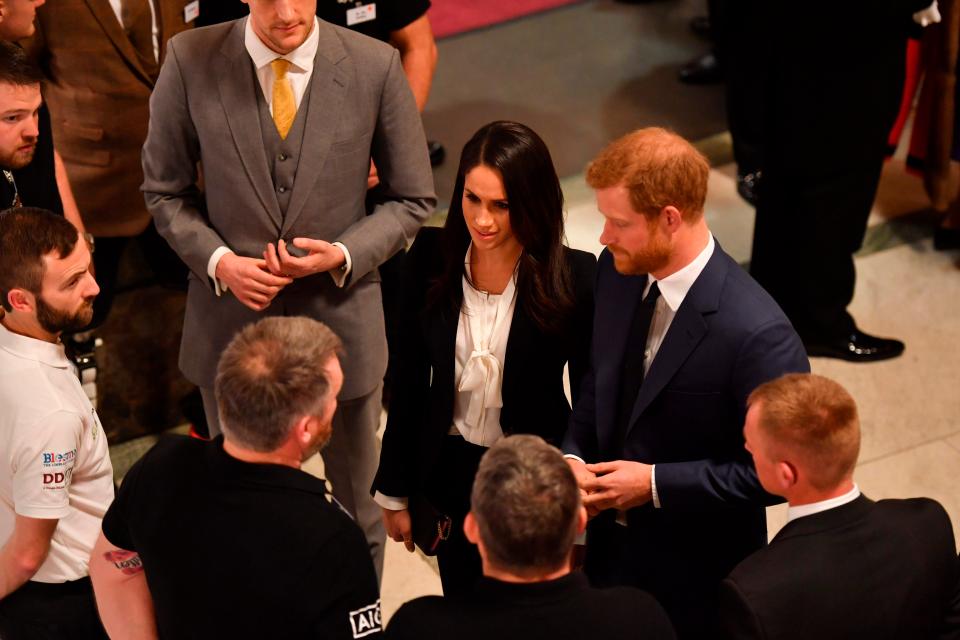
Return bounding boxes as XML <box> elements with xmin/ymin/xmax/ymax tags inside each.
<box><xmin>857</xmin><ymin>431</ymin><xmax>960</xmax><ymax>467</ymax></box>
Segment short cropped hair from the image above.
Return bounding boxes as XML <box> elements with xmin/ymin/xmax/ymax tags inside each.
<box><xmin>0</xmin><ymin>207</ymin><xmax>79</xmax><ymax>312</ymax></box>
<box><xmin>749</xmin><ymin>373</ymin><xmax>860</xmax><ymax>491</ymax></box>
<box><xmin>471</xmin><ymin>435</ymin><xmax>580</xmax><ymax>577</ymax></box>
<box><xmin>0</xmin><ymin>41</ymin><xmax>44</xmax><ymax>87</ymax></box>
<box><xmin>586</xmin><ymin>127</ymin><xmax>710</xmax><ymax>221</ymax></box>
<box><xmin>215</xmin><ymin>316</ymin><xmax>342</xmax><ymax>452</ymax></box>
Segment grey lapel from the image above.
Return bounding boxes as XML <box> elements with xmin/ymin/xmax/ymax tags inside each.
<box><xmin>625</xmin><ymin>248</ymin><xmax>727</xmax><ymax>434</ymax></box>
<box><xmin>217</xmin><ymin>20</ymin><xmax>283</xmax><ymax>231</ymax></box>
<box><xmin>280</xmin><ymin>21</ymin><xmax>349</xmax><ymax>237</ymax></box>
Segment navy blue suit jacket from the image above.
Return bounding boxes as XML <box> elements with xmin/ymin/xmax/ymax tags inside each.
<box><xmin>564</xmin><ymin>243</ymin><xmax>809</xmax><ymax>624</ymax></box>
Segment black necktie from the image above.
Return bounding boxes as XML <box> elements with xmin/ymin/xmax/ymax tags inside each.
<box><xmin>612</xmin><ymin>281</ymin><xmax>661</xmax><ymax>454</ymax></box>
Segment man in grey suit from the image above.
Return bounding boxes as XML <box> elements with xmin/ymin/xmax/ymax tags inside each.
<box><xmin>141</xmin><ymin>0</ymin><xmax>436</xmax><ymax>577</ymax></box>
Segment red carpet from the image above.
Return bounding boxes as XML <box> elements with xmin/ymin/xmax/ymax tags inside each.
<box><xmin>429</xmin><ymin>0</ymin><xmax>584</xmax><ymax>39</ymax></box>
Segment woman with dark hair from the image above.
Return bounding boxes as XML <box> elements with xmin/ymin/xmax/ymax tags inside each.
<box><xmin>372</xmin><ymin>121</ymin><xmax>596</xmax><ymax>594</ymax></box>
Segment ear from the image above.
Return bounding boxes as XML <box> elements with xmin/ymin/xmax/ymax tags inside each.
<box><xmin>6</xmin><ymin>288</ymin><xmax>34</xmax><ymax>314</ymax></box>
<box><xmin>775</xmin><ymin>460</ymin><xmax>798</xmax><ymax>492</ymax></box>
<box><xmin>660</xmin><ymin>205</ymin><xmax>684</xmax><ymax>232</ymax></box>
<box><xmin>463</xmin><ymin>511</ymin><xmax>480</xmax><ymax>545</ymax></box>
<box><xmin>575</xmin><ymin>505</ymin><xmax>588</xmax><ymax>535</ymax></box>
<box><xmin>293</xmin><ymin>415</ymin><xmax>315</xmax><ymax>446</ymax></box>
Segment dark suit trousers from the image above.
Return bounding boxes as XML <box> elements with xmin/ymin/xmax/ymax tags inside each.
<box><xmin>750</xmin><ymin>158</ymin><xmax>885</xmax><ymax>341</ymax></box>
<box><xmin>585</xmin><ymin>514</ymin><xmax>719</xmax><ymax>640</ymax></box>
<box><xmin>90</xmin><ymin>221</ymin><xmax>188</xmax><ymax>329</ymax></box>
<box><xmin>424</xmin><ymin>435</ymin><xmax>485</xmax><ymax>597</ymax></box>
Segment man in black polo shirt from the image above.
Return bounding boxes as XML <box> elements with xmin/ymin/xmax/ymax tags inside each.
<box><xmin>88</xmin><ymin>317</ymin><xmax>383</xmax><ymax>639</ymax></box>
<box><xmin>386</xmin><ymin>436</ymin><xmax>676</xmax><ymax>640</ymax></box>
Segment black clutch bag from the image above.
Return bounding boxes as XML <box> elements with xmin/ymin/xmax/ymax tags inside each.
<box><xmin>408</xmin><ymin>494</ymin><xmax>453</xmax><ymax>556</ymax></box>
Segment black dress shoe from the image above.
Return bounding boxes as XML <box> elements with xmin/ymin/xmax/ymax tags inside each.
<box><xmin>690</xmin><ymin>15</ymin><xmax>712</xmax><ymax>40</ymax></box>
<box><xmin>428</xmin><ymin>140</ymin><xmax>445</xmax><ymax>167</ymax></box>
<box><xmin>678</xmin><ymin>52</ymin><xmax>723</xmax><ymax>85</ymax></box>
<box><xmin>933</xmin><ymin>226</ymin><xmax>960</xmax><ymax>251</ymax></box>
<box><xmin>804</xmin><ymin>330</ymin><xmax>905</xmax><ymax>363</ymax></box>
<box><xmin>737</xmin><ymin>170</ymin><xmax>762</xmax><ymax>206</ymax></box>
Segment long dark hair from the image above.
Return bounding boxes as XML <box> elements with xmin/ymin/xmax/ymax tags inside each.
<box><xmin>429</xmin><ymin>121</ymin><xmax>574</xmax><ymax>333</ymax></box>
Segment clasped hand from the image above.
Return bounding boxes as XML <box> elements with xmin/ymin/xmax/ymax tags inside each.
<box><xmin>568</xmin><ymin>458</ymin><xmax>653</xmax><ymax>516</ymax></box>
<box><xmin>264</xmin><ymin>238</ymin><xmax>345</xmax><ymax>279</ymax></box>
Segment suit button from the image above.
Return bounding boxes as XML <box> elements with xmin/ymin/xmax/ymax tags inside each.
<box><xmin>278</xmin><ymin>186</ymin><xmax>287</xmax><ymax>193</ymax></box>
<box><xmin>278</xmin><ymin>153</ymin><xmax>287</xmax><ymax>161</ymax></box>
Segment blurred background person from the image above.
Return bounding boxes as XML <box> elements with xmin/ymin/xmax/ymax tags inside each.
<box><xmin>25</xmin><ymin>0</ymin><xmax>194</xmax><ymax>328</ymax></box>
<box><xmin>0</xmin><ymin>208</ymin><xmax>113</xmax><ymax>640</ymax></box>
<box><xmin>0</xmin><ymin>6</ymin><xmax>85</xmax><ymax>231</ymax></box>
<box><xmin>373</xmin><ymin>121</ymin><xmax>596</xmax><ymax>595</ymax></box>
<box><xmin>749</xmin><ymin>0</ymin><xmax>939</xmax><ymax>363</ymax></box>
<box><xmin>387</xmin><ymin>435</ymin><xmax>676</xmax><ymax>640</ymax></box>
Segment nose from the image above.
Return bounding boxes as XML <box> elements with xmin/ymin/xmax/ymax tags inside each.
<box><xmin>84</xmin><ymin>272</ymin><xmax>101</xmax><ymax>299</ymax></box>
<box><xmin>24</xmin><ymin>116</ymin><xmax>40</xmax><ymax>140</ymax></box>
<box><xmin>599</xmin><ymin>219</ymin><xmax>613</xmax><ymax>246</ymax></box>
<box><xmin>275</xmin><ymin>0</ymin><xmax>295</xmax><ymax>20</ymax></box>
<box><xmin>475</xmin><ymin>205</ymin><xmax>494</xmax><ymax>229</ymax></box>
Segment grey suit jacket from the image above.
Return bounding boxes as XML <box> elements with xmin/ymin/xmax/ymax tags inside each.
<box><xmin>142</xmin><ymin>19</ymin><xmax>436</xmax><ymax>399</ymax></box>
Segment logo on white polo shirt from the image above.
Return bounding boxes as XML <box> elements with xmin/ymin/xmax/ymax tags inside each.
<box><xmin>349</xmin><ymin>600</ymin><xmax>382</xmax><ymax>638</ymax></box>
<box><xmin>41</xmin><ymin>449</ymin><xmax>77</xmax><ymax>468</ymax></box>
<box><xmin>42</xmin><ymin>467</ymin><xmax>73</xmax><ymax>490</ymax></box>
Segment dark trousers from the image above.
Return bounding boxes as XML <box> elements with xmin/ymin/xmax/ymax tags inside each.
<box><xmin>750</xmin><ymin>159</ymin><xmax>885</xmax><ymax>341</ymax></box>
<box><xmin>0</xmin><ymin>577</ymin><xmax>107</xmax><ymax>640</ymax></box>
<box><xmin>584</xmin><ymin>515</ymin><xmax>718</xmax><ymax>640</ymax></box>
<box><xmin>424</xmin><ymin>435</ymin><xmax>486</xmax><ymax>597</ymax></box>
<box><xmin>90</xmin><ymin>221</ymin><xmax>188</xmax><ymax>329</ymax></box>
<box><xmin>712</xmin><ymin>0</ymin><xmax>766</xmax><ymax>174</ymax></box>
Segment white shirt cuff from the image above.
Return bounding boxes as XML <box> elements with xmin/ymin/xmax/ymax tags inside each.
<box><xmin>207</xmin><ymin>246</ymin><xmax>233</xmax><ymax>297</ymax></box>
<box><xmin>329</xmin><ymin>242</ymin><xmax>352</xmax><ymax>288</ymax></box>
<box><xmin>914</xmin><ymin>0</ymin><xmax>941</xmax><ymax>25</ymax></box>
<box><xmin>563</xmin><ymin>454</ymin><xmax>586</xmax><ymax>465</ymax></box>
<box><xmin>651</xmin><ymin>464</ymin><xmax>661</xmax><ymax>508</ymax></box>
<box><xmin>373</xmin><ymin>491</ymin><xmax>408</xmax><ymax>511</ymax></box>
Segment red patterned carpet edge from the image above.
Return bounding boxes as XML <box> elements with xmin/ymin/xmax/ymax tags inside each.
<box><xmin>429</xmin><ymin>0</ymin><xmax>585</xmax><ymax>39</ymax></box>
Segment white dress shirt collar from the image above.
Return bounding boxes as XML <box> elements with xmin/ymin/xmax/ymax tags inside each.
<box><xmin>646</xmin><ymin>234</ymin><xmax>715</xmax><ymax>311</ymax></box>
<box><xmin>786</xmin><ymin>484</ymin><xmax>861</xmax><ymax>523</ymax></box>
<box><xmin>243</xmin><ymin>16</ymin><xmax>320</xmax><ymax>73</ymax></box>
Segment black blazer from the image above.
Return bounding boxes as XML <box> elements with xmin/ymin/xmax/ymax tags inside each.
<box><xmin>374</xmin><ymin>226</ymin><xmax>596</xmax><ymax>497</ymax></box>
<box><xmin>719</xmin><ymin>495</ymin><xmax>960</xmax><ymax>640</ymax></box>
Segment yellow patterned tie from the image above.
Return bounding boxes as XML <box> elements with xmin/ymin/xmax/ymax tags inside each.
<box><xmin>270</xmin><ymin>59</ymin><xmax>296</xmax><ymax>140</ymax></box>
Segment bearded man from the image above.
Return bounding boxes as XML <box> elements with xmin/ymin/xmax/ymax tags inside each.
<box><xmin>0</xmin><ymin>207</ymin><xmax>113</xmax><ymax>639</ymax></box>
<box><xmin>562</xmin><ymin>128</ymin><xmax>809</xmax><ymax>639</ymax></box>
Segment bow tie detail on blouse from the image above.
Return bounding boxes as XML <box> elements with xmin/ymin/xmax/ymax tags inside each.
<box><xmin>458</xmin><ymin>348</ymin><xmax>504</xmax><ymax>431</ymax></box>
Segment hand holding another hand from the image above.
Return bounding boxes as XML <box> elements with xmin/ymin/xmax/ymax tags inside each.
<box><xmin>215</xmin><ymin>252</ymin><xmax>292</xmax><ymax>312</ymax></box>
<box><xmin>580</xmin><ymin>460</ymin><xmax>653</xmax><ymax>513</ymax></box>
<box><xmin>263</xmin><ymin>238</ymin><xmax>345</xmax><ymax>279</ymax></box>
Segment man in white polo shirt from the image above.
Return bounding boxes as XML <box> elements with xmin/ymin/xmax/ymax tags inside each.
<box><xmin>0</xmin><ymin>207</ymin><xmax>113</xmax><ymax>639</ymax></box>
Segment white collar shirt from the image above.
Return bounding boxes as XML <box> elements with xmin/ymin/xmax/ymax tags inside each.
<box><xmin>641</xmin><ymin>233</ymin><xmax>715</xmax><ymax>376</ymax></box>
<box><xmin>244</xmin><ymin>16</ymin><xmax>320</xmax><ymax>115</ymax></box>
<box><xmin>108</xmin><ymin>0</ymin><xmax>160</xmax><ymax>60</ymax></box>
<box><xmin>787</xmin><ymin>484</ymin><xmax>861</xmax><ymax>523</ymax></box>
<box><xmin>0</xmin><ymin>324</ymin><xmax>114</xmax><ymax>583</ymax></box>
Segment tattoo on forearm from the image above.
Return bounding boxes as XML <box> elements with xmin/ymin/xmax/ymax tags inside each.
<box><xmin>103</xmin><ymin>550</ymin><xmax>144</xmax><ymax>575</ymax></box>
